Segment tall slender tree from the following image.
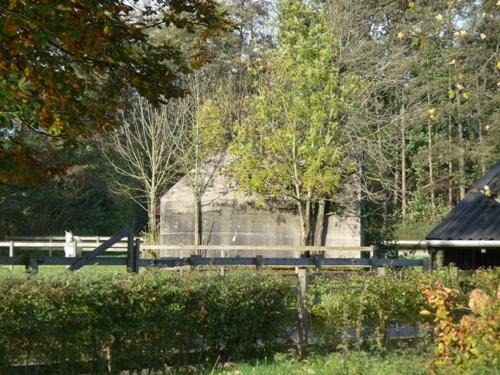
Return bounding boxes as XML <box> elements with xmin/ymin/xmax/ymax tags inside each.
<box><xmin>231</xmin><ymin>0</ymin><xmax>353</xmax><ymax>245</ymax></box>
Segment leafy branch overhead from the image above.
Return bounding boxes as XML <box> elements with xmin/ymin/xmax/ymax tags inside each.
<box><xmin>0</xmin><ymin>0</ymin><xmax>230</xmax><ymax>184</ymax></box>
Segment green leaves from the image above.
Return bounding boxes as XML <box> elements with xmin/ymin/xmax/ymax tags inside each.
<box><xmin>231</xmin><ymin>0</ymin><xmax>350</xmax><ymax>205</ymax></box>
<box><xmin>0</xmin><ymin>0</ymin><xmax>230</xmax><ymax>184</ymax></box>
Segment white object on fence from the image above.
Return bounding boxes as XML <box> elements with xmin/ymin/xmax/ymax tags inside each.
<box><xmin>64</xmin><ymin>231</ymin><xmax>82</xmax><ymax>257</ymax></box>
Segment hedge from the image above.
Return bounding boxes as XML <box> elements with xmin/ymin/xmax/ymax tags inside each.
<box><xmin>308</xmin><ymin>268</ymin><xmax>500</xmax><ymax>351</ymax></box>
<box><xmin>0</xmin><ymin>269</ymin><xmax>294</xmax><ymax>373</ymax></box>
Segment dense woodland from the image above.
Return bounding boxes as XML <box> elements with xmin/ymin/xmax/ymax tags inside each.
<box><xmin>0</xmin><ymin>0</ymin><xmax>498</xmax><ymax>244</ymax></box>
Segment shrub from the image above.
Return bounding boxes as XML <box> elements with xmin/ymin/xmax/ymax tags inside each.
<box><xmin>0</xmin><ymin>269</ymin><xmax>294</xmax><ymax>373</ymax></box>
<box><xmin>309</xmin><ymin>271</ymin><xmax>427</xmax><ymax>350</ymax></box>
<box><xmin>421</xmin><ymin>276</ymin><xmax>500</xmax><ymax>374</ymax></box>
<box><xmin>308</xmin><ymin>268</ymin><xmax>500</xmax><ymax>352</ymax></box>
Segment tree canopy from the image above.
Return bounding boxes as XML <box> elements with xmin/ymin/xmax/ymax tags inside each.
<box><xmin>0</xmin><ymin>0</ymin><xmax>229</xmax><ymax>184</ymax></box>
<box><xmin>230</xmin><ymin>0</ymin><xmax>354</xmax><ymax>245</ymax></box>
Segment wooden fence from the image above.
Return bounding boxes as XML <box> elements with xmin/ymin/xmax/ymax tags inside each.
<box><xmin>0</xmin><ymin>234</ymin><xmax>430</xmax><ymax>274</ymax></box>
<box><xmin>0</xmin><ymin>241</ymin><xmax>373</xmax><ymax>261</ymax></box>
<box><xmin>0</xmin><ymin>253</ymin><xmax>429</xmax><ymax>273</ymax></box>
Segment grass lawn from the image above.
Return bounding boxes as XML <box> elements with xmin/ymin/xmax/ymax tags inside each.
<box><xmin>209</xmin><ymin>351</ymin><xmax>432</xmax><ymax>375</ymax></box>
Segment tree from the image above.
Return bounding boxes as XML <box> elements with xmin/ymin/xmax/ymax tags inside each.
<box><xmin>103</xmin><ymin>98</ymin><xmax>188</xmax><ymax>243</ymax></box>
<box><xmin>178</xmin><ymin>71</ymin><xmax>229</xmax><ymax>246</ymax></box>
<box><xmin>326</xmin><ymin>0</ymin><xmax>499</xmax><ymax>240</ymax></box>
<box><xmin>0</xmin><ymin>0</ymin><xmax>229</xmax><ymax>184</ymax></box>
<box><xmin>231</xmin><ymin>0</ymin><xmax>352</xmax><ymax>245</ymax></box>
<box><xmin>0</xmin><ymin>141</ymin><xmax>143</xmax><ymax>238</ymax></box>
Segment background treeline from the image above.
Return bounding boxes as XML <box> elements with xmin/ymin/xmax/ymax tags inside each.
<box><xmin>0</xmin><ymin>0</ymin><xmax>498</xmax><ymax>242</ymax></box>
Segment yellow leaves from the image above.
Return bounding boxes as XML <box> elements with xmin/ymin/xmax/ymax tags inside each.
<box><xmin>103</xmin><ymin>25</ymin><xmax>110</xmax><ymax>35</ymax></box>
<box><xmin>462</xmin><ymin>92</ymin><xmax>471</xmax><ymax>100</ymax></box>
<box><xmin>397</xmin><ymin>32</ymin><xmax>405</xmax><ymax>39</ymax></box>
<box><xmin>468</xmin><ymin>289</ymin><xmax>492</xmax><ymax>316</ymax></box>
<box><xmin>496</xmin><ymin>61</ymin><xmax>500</xmax><ymax>70</ymax></box>
<box><xmin>454</xmin><ymin>30</ymin><xmax>467</xmax><ymax>37</ymax></box>
<box><xmin>23</xmin><ymin>66</ymin><xmax>31</xmax><ymax>77</ymax></box>
<box><xmin>420</xmin><ymin>309</ymin><xmax>432</xmax><ymax>317</ymax></box>
<box><xmin>428</xmin><ymin>108</ymin><xmax>437</xmax><ymax>120</ymax></box>
<box><xmin>48</xmin><ymin>116</ymin><xmax>63</xmax><ymax>136</ymax></box>
<box><xmin>448</xmin><ymin>89</ymin><xmax>456</xmax><ymax>99</ymax></box>
<box><xmin>8</xmin><ymin>0</ymin><xmax>18</xmax><ymax>10</ymax></box>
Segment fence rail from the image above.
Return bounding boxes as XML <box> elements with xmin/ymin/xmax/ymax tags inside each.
<box><xmin>0</xmin><ymin>241</ymin><xmax>374</xmax><ymax>257</ymax></box>
<box><xmin>0</xmin><ymin>255</ymin><xmax>429</xmax><ymax>271</ymax></box>
<box><xmin>4</xmin><ymin>236</ymin><xmax>143</xmax><ymax>242</ymax></box>
<box><xmin>0</xmin><ymin>236</ymin><xmax>432</xmax><ymax>274</ymax></box>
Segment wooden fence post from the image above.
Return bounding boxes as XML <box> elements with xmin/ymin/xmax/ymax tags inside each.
<box><xmin>132</xmin><ymin>238</ymin><xmax>140</xmax><ymax>273</ymax></box>
<box><xmin>296</xmin><ymin>268</ymin><xmax>309</xmax><ymax>358</ymax></box>
<box><xmin>30</xmin><ymin>258</ymin><xmax>38</xmax><ymax>274</ymax></box>
<box><xmin>422</xmin><ymin>257</ymin><xmax>430</xmax><ymax>272</ymax></box>
<box><xmin>220</xmin><ymin>248</ymin><xmax>225</xmax><ymax>276</ymax></box>
<box><xmin>312</xmin><ymin>254</ymin><xmax>322</xmax><ymax>270</ymax></box>
<box><xmin>9</xmin><ymin>241</ymin><xmax>14</xmax><ymax>271</ymax></box>
<box><xmin>127</xmin><ymin>226</ymin><xmax>135</xmax><ymax>273</ymax></box>
<box><xmin>256</xmin><ymin>255</ymin><xmax>263</xmax><ymax>270</ymax></box>
<box><xmin>370</xmin><ymin>257</ymin><xmax>378</xmax><ymax>273</ymax></box>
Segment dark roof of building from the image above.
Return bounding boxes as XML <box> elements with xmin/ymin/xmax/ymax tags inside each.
<box><xmin>426</xmin><ymin>161</ymin><xmax>500</xmax><ymax>241</ymax></box>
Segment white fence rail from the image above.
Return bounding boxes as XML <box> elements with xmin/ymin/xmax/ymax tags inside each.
<box><xmin>0</xmin><ymin>241</ymin><xmax>373</xmax><ymax>255</ymax></box>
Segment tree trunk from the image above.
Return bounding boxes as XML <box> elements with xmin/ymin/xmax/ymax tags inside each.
<box><xmin>297</xmin><ymin>200</ymin><xmax>308</xmax><ymax>247</ymax></box>
<box><xmin>476</xmin><ymin>77</ymin><xmax>486</xmax><ymax>174</ymax></box>
<box><xmin>393</xmin><ymin>170</ymin><xmax>399</xmax><ymax>212</ymax></box>
<box><xmin>304</xmin><ymin>192</ymin><xmax>312</xmax><ymax>245</ymax></box>
<box><xmin>313</xmin><ymin>199</ymin><xmax>326</xmax><ymax>246</ymax></box>
<box><xmin>456</xmin><ymin>91</ymin><xmax>466</xmax><ymax>200</ymax></box>
<box><xmin>400</xmin><ymin>102</ymin><xmax>407</xmax><ymax>218</ymax></box>
<box><xmin>427</xmin><ymin>94</ymin><xmax>435</xmax><ymax>213</ymax></box>
<box><xmin>194</xmin><ymin>193</ymin><xmax>202</xmax><ymax>246</ymax></box>
<box><xmin>147</xmin><ymin>193</ymin><xmax>157</xmax><ymax>244</ymax></box>
<box><xmin>448</xmin><ymin>115</ymin><xmax>454</xmax><ymax>208</ymax></box>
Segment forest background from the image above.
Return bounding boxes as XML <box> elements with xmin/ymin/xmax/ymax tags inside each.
<box><xmin>0</xmin><ymin>0</ymin><xmax>498</xmax><ymax>245</ymax></box>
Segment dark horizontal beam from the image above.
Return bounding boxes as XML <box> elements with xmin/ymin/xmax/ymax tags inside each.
<box><xmin>0</xmin><ymin>257</ymin><xmax>424</xmax><ymax>268</ymax></box>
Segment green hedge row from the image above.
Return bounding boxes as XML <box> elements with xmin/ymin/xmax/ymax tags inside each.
<box><xmin>309</xmin><ymin>268</ymin><xmax>500</xmax><ymax>350</ymax></box>
<box><xmin>0</xmin><ymin>270</ymin><xmax>294</xmax><ymax>373</ymax></box>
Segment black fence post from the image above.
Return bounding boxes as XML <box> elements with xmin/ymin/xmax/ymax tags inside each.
<box><xmin>132</xmin><ymin>238</ymin><xmax>140</xmax><ymax>273</ymax></box>
<box><xmin>30</xmin><ymin>258</ymin><xmax>39</xmax><ymax>275</ymax></box>
<box><xmin>127</xmin><ymin>225</ymin><xmax>135</xmax><ymax>273</ymax></box>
